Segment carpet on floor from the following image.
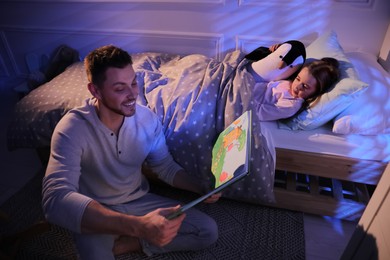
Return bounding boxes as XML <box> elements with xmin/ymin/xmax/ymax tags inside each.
<box><xmin>0</xmin><ymin>168</ymin><xmax>305</xmax><ymax>260</ymax></box>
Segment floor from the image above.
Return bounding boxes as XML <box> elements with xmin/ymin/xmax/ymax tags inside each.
<box><xmin>0</xmin><ymin>88</ymin><xmax>357</xmax><ymax>259</ymax></box>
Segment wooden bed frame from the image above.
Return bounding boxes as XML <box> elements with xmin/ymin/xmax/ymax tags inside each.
<box><xmin>267</xmin><ymin>148</ymin><xmax>386</xmax><ymax>221</ymax></box>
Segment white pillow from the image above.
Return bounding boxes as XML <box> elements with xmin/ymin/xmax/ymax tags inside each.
<box><xmin>333</xmin><ymin>52</ymin><xmax>390</xmax><ymax>135</ymax></box>
<box><xmin>280</xmin><ymin>30</ymin><xmax>368</xmax><ymax>130</ymax></box>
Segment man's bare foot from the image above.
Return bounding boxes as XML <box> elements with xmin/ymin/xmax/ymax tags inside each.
<box><xmin>112</xmin><ymin>235</ymin><xmax>141</xmax><ymax>255</ymax></box>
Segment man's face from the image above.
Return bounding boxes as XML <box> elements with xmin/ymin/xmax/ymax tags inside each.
<box><xmin>96</xmin><ymin>64</ymin><xmax>139</xmax><ymax>117</ymax></box>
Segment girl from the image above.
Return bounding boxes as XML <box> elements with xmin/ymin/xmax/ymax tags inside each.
<box><xmin>253</xmin><ymin>57</ymin><xmax>340</xmax><ymax>121</ymax></box>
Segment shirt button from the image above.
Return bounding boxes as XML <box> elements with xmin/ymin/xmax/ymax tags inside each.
<box><xmin>111</xmin><ymin>133</ymin><xmax>114</xmax><ymax>136</ymax></box>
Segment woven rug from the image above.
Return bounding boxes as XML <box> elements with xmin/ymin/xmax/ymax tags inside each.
<box><xmin>0</xmin><ymin>169</ymin><xmax>305</xmax><ymax>260</ymax></box>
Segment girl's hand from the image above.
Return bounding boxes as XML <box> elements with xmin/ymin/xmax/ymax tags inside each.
<box><xmin>269</xmin><ymin>43</ymin><xmax>282</xmax><ymax>52</ymax></box>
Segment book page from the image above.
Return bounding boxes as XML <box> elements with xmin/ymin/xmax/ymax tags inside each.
<box><xmin>211</xmin><ymin>111</ymin><xmax>250</xmax><ymax>188</ymax></box>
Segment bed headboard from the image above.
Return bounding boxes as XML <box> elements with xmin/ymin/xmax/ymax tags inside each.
<box><xmin>0</xmin><ymin>0</ymin><xmax>389</xmax><ymax>89</ymax></box>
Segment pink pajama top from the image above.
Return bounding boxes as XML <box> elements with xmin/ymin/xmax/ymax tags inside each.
<box><xmin>253</xmin><ymin>80</ymin><xmax>304</xmax><ymax>121</ymax></box>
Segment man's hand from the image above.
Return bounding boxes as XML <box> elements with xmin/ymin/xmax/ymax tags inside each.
<box><xmin>171</xmin><ymin>169</ymin><xmax>221</xmax><ymax>203</ymax></box>
<box><xmin>203</xmin><ymin>192</ymin><xmax>221</xmax><ymax>204</ymax></box>
<box><xmin>80</xmin><ymin>200</ymin><xmax>185</xmax><ymax>248</ymax></box>
<box><xmin>137</xmin><ymin>205</ymin><xmax>186</xmax><ymax>247</ymax></box>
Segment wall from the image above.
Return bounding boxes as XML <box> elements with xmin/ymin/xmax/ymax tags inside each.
<box><xmin>0</xmin><ymin>0</ymin><xmax>389</xmax><ymax>90</ymax></box>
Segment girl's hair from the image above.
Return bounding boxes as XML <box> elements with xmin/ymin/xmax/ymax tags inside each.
<box><xmin>84</xmin><ymin>45</ymin><xmax>133</xmax><ymax>87</ymax></box>
<box><xmin>304</xmin><ymin>57</ymin><xmax>340</xmax><ymax>104</ymax></box>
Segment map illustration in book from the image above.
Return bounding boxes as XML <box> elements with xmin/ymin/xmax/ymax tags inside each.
<box><xmin>166</xmin><ymin>110</ymin><xmax>252</xmax><ymax>220</ymax></box>
<box><xmin>211</xmin><ymin>110</ymin><xmax>251</xmax><ymax>188</ymax></box>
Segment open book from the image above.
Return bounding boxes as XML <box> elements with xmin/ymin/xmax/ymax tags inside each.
<box><xmin>167</xmin><ymin>110</ymin><xmax>252</xmax><ymax>219</ymax></box>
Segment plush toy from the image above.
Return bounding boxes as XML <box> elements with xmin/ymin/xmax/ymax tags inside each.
<box><xmin>246</xmin><ymin>40</ymin><xmax>306</xmax><ymax>82</ymax></box>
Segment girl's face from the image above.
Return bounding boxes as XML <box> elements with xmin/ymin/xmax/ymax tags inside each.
<box><xmin>290</xmin><ymin>67</ymin><xmax>317</xmax><ymax>99</ymax></box>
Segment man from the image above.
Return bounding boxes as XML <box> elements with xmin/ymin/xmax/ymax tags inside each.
<box><xmin>42</xmin><ymin>45</ymin><xmax>219</xmax><ymax>259</ymax></box>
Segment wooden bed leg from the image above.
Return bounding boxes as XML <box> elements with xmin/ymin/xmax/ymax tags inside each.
<box><xmin>309</xmin><ymin>175</ymin><xmax>319</xmax><ymax>196</ymax></box>
<box><xmin>286</xmin><ymin>172</ymin><xmax>297</xmax><ymax>191</ymax></box>
<box><xmin>331</xmin><ymin>179</ymin><xmax>344</xmax><ymax>201</ymax></box>
<box><xmin>354</xmin><ymin>183</ymin><xmax>370</xmax><ymax>204</ymax></box>
<box><xmin>271</xmin><ymin>170</ymin><xmax>375</xmax><ymax>220</ymax></box>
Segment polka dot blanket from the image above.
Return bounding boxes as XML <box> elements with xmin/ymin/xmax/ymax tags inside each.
<box><xmin>134</xmin><ymin>51</ymin><xmax>275</xmax><ymax>203</ymax></box>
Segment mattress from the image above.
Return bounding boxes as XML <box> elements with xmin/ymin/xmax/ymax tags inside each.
<box><xmin>261</xmin><ymin>120</ymin><xmax>390</xmax><ymax>162</ymax></box>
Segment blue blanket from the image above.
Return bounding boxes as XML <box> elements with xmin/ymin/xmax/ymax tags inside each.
<box><xmin>134</xmin><ymin>51</ymin><xmax>275</xmax><ymax>203</ymax></box>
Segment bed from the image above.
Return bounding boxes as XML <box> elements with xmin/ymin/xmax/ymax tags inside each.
<box><xmin>7</xmin><ymin>30</ymin><xmax>390</xmax><ymax>221</ymax></box>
